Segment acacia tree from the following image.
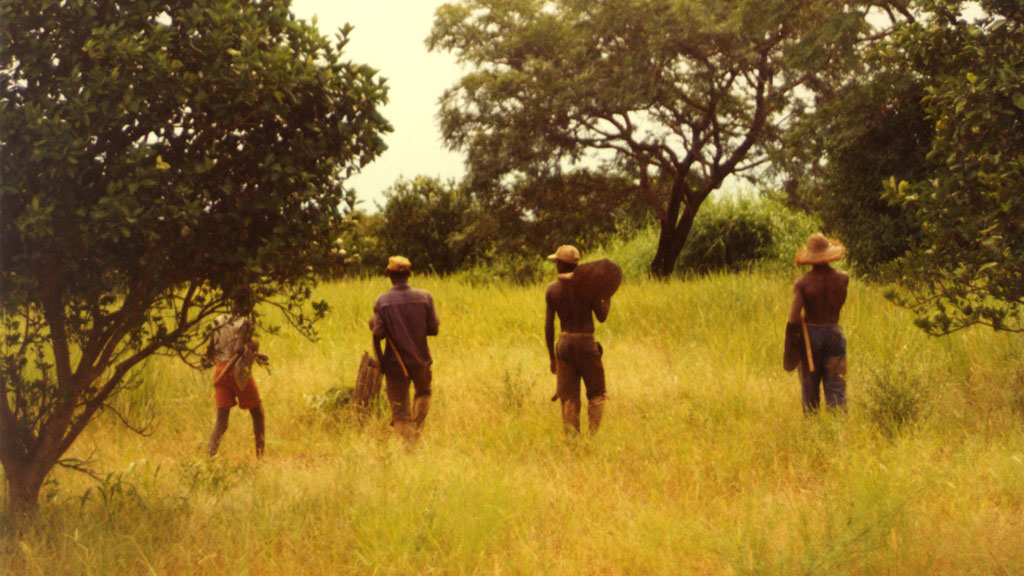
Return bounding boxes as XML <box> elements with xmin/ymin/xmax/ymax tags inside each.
<box><xmin>428</xmin><ymin>0</ymin><xmax>872</xmax><ymax>276</ymax></box>
<box><xmin>884</xmin><ymin>0</ymin><xmax>1024</xmax><ymax>333</ymax></box>
<box><xmin>0</xmin><ymin>0</ymin><xmax>390</xmax><ymax>518</ymax></box>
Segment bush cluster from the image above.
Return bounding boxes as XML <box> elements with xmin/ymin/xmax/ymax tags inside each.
<box><xmin>337</xmin><ymin>186</ymin><xmax>820</xmax><ymax>282</ymax></box>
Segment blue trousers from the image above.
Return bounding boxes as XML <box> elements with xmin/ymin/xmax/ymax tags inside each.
<box><xmin>799</xmin><ymin>325</ymin><xmax>847</xmax><ymax>412</ymax></box>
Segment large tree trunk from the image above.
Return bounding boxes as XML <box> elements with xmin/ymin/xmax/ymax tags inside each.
<box><xmin>2</xmin><ymin>456</ymin><xmax>49</xmax><ymax>522</ymax></box>
<box><xmin>650</xmin><ymin>201</ymin><xmax>700</xmax><ymax>278</ymax></box>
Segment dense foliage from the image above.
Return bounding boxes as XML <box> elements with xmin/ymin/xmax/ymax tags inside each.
<box><xmin>0</xmin><ymin>0</ymin><xmax>390</xmax><ymax>517</ymax></box>
<box><xmin>373</xmin><ymin>176</ymin><xmax>476</xmax><ymax>275</ymax></box>
<box><xmin>884</xmin><ymin>0</ymin><xmax>1024</xmax><ymax>333</ymax></box>
<box><xmin>429</xmin><ymin>0</ymin><xmax>873</xmax><ymax>276</ymax></box>
<box><xmin>779</xmin><ymin>47</ymin><xmax>933</xmax><ymax>273</ymax></box>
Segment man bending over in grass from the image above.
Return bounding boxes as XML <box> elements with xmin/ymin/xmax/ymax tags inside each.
<box><xmin>545</xmin><ymin>244</ymin><xmax>611</xmax><ymax>436</ymax></box>
<box><xmin>370</xmin><ymin>256</ymin><xmax>440</xmax><ymax>443</ymax></box>
<box><xmin>787</xmin><ymin>233</ymin><xmax>850</xmax><ymax>412</ymax></box>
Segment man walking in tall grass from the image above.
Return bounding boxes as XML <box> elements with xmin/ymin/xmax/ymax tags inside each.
<box><xmin>371</xmin><ymin>256</ymin><xmax>440</xmax><ymax>442</ymax></box>
<box><xmin>206</xmin><ymin>296</ymin><xmax>268</xmax><ymax>459</ymax></box>
<box><xmin>545</xmin><ymin>245</ymin><xmax>611</xmax><ymax>436</ymax></box>
<box><xmin>787</xmin><ymin>233</ymin><xmax>850</xmax><ymax>412</ymax></box>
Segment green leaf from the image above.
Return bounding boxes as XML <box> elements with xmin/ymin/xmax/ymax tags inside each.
<box><xmin>1012</xmin><ymin>92</ymin><xmax>1024</xmax><ymax>111</ymax></box>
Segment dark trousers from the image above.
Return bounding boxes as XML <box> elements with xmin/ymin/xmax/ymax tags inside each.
<box><xmin>385</xmin><ymin>364</ymin><xmax>432</xmax><ymax>424</ymax></box>
<box><xmin>799</xmin><ymin>325</ymin><xmax>847</xmax><ymax>412</ymax></box>
<box><xmin>556</xmin><ymin>333</ymin><xmax>606</xmax><ymax>401</ymax></box>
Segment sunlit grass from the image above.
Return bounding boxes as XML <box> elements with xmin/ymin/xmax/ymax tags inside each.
<box><xmin>4</xmin><ymin>272</ymin><xmax>1023</xmax><ymax>575</ymax></box>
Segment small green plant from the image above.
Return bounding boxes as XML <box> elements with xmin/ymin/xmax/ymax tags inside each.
<box><xmin>864</xmin><ymin>365</ymin><xmax>931</xmax><ymax>436</ymax></box>
<box><xmin>78</xmin><ymin>465</ymin><xmax>146</xmax><ymax>520</ymax></box>
<box><xmin>176</xmin><ymin>458</ymin><xmax>242</xmax><ymax>493</ymax></box>
<box><xmin>305</xmin><ymin>386</ymin><xmax>357</xmax><ymax>413</ymax></box>
<box><xmin>499</xmin><ymin>365</ymin><xmax>531</xmax><ymax>414</ymax></box>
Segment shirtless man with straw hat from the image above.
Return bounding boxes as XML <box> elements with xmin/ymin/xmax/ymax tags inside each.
<box><xmin>786</xmin><ymin>233</ymin><xmax>849</xmax><ymax>412</ymax></box>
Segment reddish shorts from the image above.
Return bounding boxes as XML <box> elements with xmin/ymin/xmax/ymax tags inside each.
<box><xmin>213</xmin><ymin>362</ymin><xmax>262</xmax><ymax>410</ymax></box>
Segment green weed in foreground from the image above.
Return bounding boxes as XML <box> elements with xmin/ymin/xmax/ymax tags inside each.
<box><xmin>3</xmin><ymin>272</ymin><xmax>1023</xmax><ymax>575</ymax></box>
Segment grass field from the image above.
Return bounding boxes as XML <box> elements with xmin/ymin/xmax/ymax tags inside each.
<box><xmin>3</xmin><ymin>271</ymin><xmax>1023</xmax><ymax>575</ymax></box>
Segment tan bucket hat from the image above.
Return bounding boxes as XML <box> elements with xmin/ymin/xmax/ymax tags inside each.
<box><xmin>795</xmin><ymin>233</ymin><xmax>846</xmax><ymax>265</ymax></box>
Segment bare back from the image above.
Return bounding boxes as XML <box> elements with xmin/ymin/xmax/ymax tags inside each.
<box><xmin>789</xmin><ymin>265</ymin><xmax>849</xmax><ymax>325</ymax></box>
<box><xmin>546</xmin><ymin>279</ymin><xmax>600</xmax><ymax>333</ymax></box>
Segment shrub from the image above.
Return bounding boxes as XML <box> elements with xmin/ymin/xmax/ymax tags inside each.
<box><xmin>864</xmin><ymin>366</ymin><xmax>931</xmax><ymax>437</ymax></box>
<box><xmin>602</xmin><ymin>193</ymin><xmax>820</xmax><ymax>278</ymax></box>
<box><xmin>678</xmin><ymin>196</ymin><xmax>776</xmax><ymax>274</ymax></box>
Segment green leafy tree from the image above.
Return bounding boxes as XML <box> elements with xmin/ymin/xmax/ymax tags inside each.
<box><xmin>375</xmin><ymin>176</ymin><xmax>476</xmax><ymax>275</ymax></box>
<box><xmin>779</xmin><ymin>55</ymin><xmax>933</xmax><ymax>273</ymax></box>
<box><xmin>428</xmin><ymin>0</ymin><xmax>871</xmax><ymax>276</ymax></box>
<box><xmin>0</xmin><ymin>0</ymin><xmax>390</xmax><ymax>518</ymax></box>
<box><xmin>467</xmin><ymin>170</ymin><xmax>646</xmax><ymax>261</ymax></box>
<box><xmin>886</xmin><ymin>0</ymin><xmax>1023</xmax><ymax>333</ymax></box>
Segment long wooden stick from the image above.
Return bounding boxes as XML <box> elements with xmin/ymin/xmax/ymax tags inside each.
<box><xmin>800</xmin><ymin>316</ymin><xmax>815</xmax><ymax>373</ymax></box>
<box><xmin>213</xmin><ymin>352</ymin><xmax>241</xmax><ymax>387</ymax></box>
<box><xmin>388</xmin><ymin>337</ymin><xmax>410</xmax><ymax>379</ymax></box>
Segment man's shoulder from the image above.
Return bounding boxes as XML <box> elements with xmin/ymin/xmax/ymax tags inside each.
<box><xmin>545</xmin><ymin>279</ymin><xmax>563</xmax><ymax>297</ymax></box>
<box><xmin>379</xmin><ymin>286</ymin><xmax>432</xmax><ymax>306</ymax></box>
<box><xmin>546</xmin><ymin>278</ymin><xmax>565</xmax><ymax>292</ymax></box>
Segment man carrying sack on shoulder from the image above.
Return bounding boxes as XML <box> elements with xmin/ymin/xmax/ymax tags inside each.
<box><xmin>545</xmin><ymin>244</ymin><xmax>620</xmax><ymax>436</ymax></box>
<box><xmin>785</xmin><ymin>233</ymin><xmax>850</xmax><ymax>413</ymax></box>
<box><xmin>370</xmin><ymin>256</ymin><xmax>440</xmax><ymax>443</ymax></box>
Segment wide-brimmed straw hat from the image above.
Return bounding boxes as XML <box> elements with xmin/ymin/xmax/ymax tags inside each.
<box><xmin>794</xmin><ymin>233</ymin><xmax>846</xmax><ymax>265</ymax></box>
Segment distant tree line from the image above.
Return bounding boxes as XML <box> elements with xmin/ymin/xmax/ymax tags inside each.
<box><xmin>358</xmin><ymin>0</ymin><xmax>1022</xmax><ymax>333</ymax></box>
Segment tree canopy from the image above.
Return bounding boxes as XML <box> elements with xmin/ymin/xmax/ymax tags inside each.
<box><xmin>882</xmin><ymin>0</ymin><xmax>1023</xmax><ymax>334</ymax></box>
<box><xmin>778</xmin><ymin>40</ymin><xmax>933</xmax><ymax>273</ymax></box>
<box><xmin>0</xmin><ymin>0</ymin><xmax>390</xmax><ymax>518</ymax></box>
<box><xmin>428</xmin><ymin>0</ymin><xmax>872</xmax><ymax>276</ymax></box>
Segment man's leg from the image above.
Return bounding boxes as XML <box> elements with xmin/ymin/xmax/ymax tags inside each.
<box><xmin>410</xmin><ymin>365</ymin><xmax>433</xmax><ymax>431</ymax></box>
<box><xmin>823</xmin><ymin>356</ymin><xmax>848</xmax><ymax>410</ymax></box>
<box><xmin>579</xmin><ymin>340</ymin><xmax>607</xmax><ymax>436</ymax></box>
<box><xmin>555</xmin><ymin>337</ymin><xmax>584</xmax><ymax>435</ymax></box>
<box><xmin>208</xmin><ymin>407</ymin><xmax>231</xmax><ymax>457</ymax></box>
<box><xmin>249</xmin><ymin>404</ymin><xmax>266</xmax><ymax>458</ymax></box>
<box><xmin>799</xmin><ymin>363</ymin><xmax>822</xmax><ymax>413</ymax></box>
<box><xmin>557</xmin><ymin>364</ymin><xmax>582</xmax><ymax>435</ymax></box>
<box><xmin>587</xmin><ymin>395</ymin><xmax>607</xmax><ymax>435</ymax></box>
<box><xmin>385</xmin><ymin>370</ymin><xmax>414</xmax><ymax>440</ymax></box>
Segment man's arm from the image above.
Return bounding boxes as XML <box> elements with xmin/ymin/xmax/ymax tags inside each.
<box><xmin>593</xmin><ymin>298</ymin><xmax>610</xmax><ymax>323</ymax></box>
<box><xmin>545</xmin><ymin>292</ymin><xmax>557</xmax><ymax>375</ymax></box>
<box><xmin>426</xmin><ymin>295</ymin><xmax>440</xmax><ymax>336</ymax></box>
<box><xmin>372</xmin><ymin>334</ymin><xmax>385</xmax><ymax>366</ymax></box>
<box><xmin>369</xmin><ymin>309</ymin><xmax>386</xmax><ymax>365</ymax></box>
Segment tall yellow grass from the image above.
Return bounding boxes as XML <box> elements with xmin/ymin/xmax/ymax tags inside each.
<box><xmin>3</xmin><ymin>272</ymin><xmax>1023</xmax><ymax>575</ymax></box>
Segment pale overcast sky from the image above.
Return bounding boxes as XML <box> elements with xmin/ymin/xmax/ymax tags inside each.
<box><xmin>289</xmin><ymin>1</ymin><xmax>466</xmax><ymax>210</ymax></box>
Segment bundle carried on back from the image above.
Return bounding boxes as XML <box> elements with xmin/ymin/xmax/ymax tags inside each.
<box><xmin>569</xmin><ymin>258</ymin><xmax>623</xmax><ymax>303</ymax></box>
